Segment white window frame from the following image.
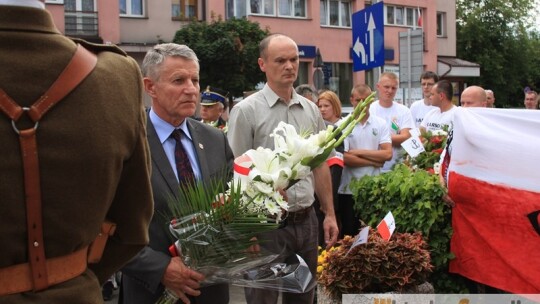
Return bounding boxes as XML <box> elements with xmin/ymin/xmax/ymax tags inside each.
<box><xmin>120</xmin><ymin>0</ymin><xmax>145</xmax><ymax>17</ymax></box>
<box><xmin>320</xmin><ymin>0</ymin><xmax>351</xmax><ymax>28</ymax></box>
<box><xmin>228</xmin><ymin>0</ymin><xmax>306</xmax><ymax>18</ymax></box>
<box><xmin>249</xmin><ymin>0</ymin><xmax>275</xmax><ymax>16</ymax></box>
<box><xmin>385</xmin><ymin>5</ymin><xmax>421</xmax><ymax>28</ymax></box>
<box><xmin>65</xmin><ymin>0</ymin><xmax>98</xmax><ymax>35</ymax></box>
<box><xmin>277</xmin><ymin>0</ymin><xmax>307</xmax><ymax>18</ymax></box>
<box><xmin>437</xmin><ymin>12</ymin><xmax>446</xmax><ymax>37</ymax></box>
<box><xmin>45</xmin><ymin>0</ymin><xmax>65</xmax><ymax>4</ymax></box>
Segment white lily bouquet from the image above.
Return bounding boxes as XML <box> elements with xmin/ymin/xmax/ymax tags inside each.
<box><xmin>156</xmin><ymin>93</ymin><xmax>376</xmax><ymax>304</ymax></box>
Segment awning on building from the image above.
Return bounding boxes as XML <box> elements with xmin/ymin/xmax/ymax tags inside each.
<box><xmin>437</xmin><ymin>56</ymin><xmax>480</xmax><ymax>78</ymax></box>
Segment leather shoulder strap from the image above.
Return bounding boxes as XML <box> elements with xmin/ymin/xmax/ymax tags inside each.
<box><xmin>0</xmin><ymin>44</ymin><xmax>97</xmax><ymax>292</ymax></box>
<box><xmin>0</xmin><ymin>44</ymin><xmax>98</xmax><ymax>122</ymax></box>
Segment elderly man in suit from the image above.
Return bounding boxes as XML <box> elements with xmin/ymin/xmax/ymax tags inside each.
<box><xmin>120</xmin><ymin>43</ymin><xmax>233</xmax><ymax>304</ymax></box>
<box><xmin>0</xmin><ymin>1</ymin><xmax>153</xmax><ymax>303</ymax></box>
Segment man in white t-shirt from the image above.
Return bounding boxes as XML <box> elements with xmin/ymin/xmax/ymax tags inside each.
<box><xmin>338</xmin><ymin>84</ymin><xmax>392</xmax><ymax>237</ymax></box>
<box><xmin>421</xmin><ymin>80</ymin><xmax>457</xmax><ymax>133</ymax></box>
<box><xmin>410</xmin><ymin>71</ymin><xmax>439</xmax><ymax>127</ymax></box>
<box><xmin>370</xmin><ymin>72</ymin><xmax>414</xmax><ymax>172</ymax></box>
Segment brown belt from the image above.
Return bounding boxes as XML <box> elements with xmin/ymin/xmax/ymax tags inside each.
<box><xmin>0</xmin><ymin>247</ymin><xmax>88</xmax><ymax>296</ymax></box>
<box><xmin>284</xmin><ymin>206</ymin><xmax>313</xmax><ymax>224</ymax></box>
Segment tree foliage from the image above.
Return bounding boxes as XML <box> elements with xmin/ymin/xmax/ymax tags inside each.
<box><xmin>456</xmin><ymin>0</ymin><xmax>540</xmax><ymax>108</ymax></box>
<box><xmin>173</xmin><ymin>16</ymin><xmax>269</xmax><ymax>98</ymax></box>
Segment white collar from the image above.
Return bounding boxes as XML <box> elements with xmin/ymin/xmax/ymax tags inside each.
<box><xmin>0</xmin><ymin>0</ymin><xmax>45</xmax><ymax>9</ymax></box>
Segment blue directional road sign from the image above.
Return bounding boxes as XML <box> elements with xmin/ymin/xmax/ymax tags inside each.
<box><xmin>352</xmin><ymin>2</ymin><xmax>385</xmax><ymax>72</ymax></box>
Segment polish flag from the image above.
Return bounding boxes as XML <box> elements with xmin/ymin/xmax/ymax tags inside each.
<box><xmin>447</xmin><ymin>107</ymin><xmax>540</xmax><ymax>293</ymax></box>
<box><xmin>417</xmin><ymin>8</ymin><xmax>422</xmax><ymax>27</ymax></box>
<box><xmin>377</xmin><ymin>211</ymin><xmax>395</xmax><ymax>241</ymax></box>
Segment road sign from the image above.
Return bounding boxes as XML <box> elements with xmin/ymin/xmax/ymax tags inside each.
<box><xmin>352</xmin><ymin>2</ymin><xmax>385</xmax><ymax>72</ymax></box>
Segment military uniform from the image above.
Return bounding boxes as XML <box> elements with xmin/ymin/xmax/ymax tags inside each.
<box><xmin>0</xmin><ymin>5</ymin><xmax>153</xmax><ymax>303</ymax></box>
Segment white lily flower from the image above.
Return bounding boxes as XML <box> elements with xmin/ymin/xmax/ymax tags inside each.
<box><xmin>251</xmin><ymin>180</ymin><xmax>274</xmax><ymax>195</ymax></box>
<box><xmin>290</xmin><ymin>163</ymin><xmax>311</xmax><ymax>180</ymax></box>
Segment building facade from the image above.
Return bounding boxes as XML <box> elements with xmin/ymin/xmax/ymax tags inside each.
<box><xmin>44</xmin><ymin>0</ymin><xmax>478</xmax><ymax>105</ymax></box>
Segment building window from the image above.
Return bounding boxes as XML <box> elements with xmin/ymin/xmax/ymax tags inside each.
<box><xmin>226</xmin><ymin>0</ymin><xmax>305</xmax><ymax>18</ymax></box>
<box><xmin>65</xmin><ymin>0</ymin><xmax>98</xmax><ymax>36</ymax></box>
<box><xmin>278</xmin><ymin>0</ymin><xmax>306</xmax><ymax>17</ymax></box>
<box><xmin>437</xmin><ymin>12</ymin><xmax>446</xmax><ymax>36</ymax></box>
<box><xmin>320</xmin><ymin>0</ymin><xmax>351</xmax><ymax>27</ymax></box>
<box><xmin>250</xmin><ymin>0</ymin><xmax>274</xmax><ymax>15</ymax></box>
<box><xmin>226</xmin><ymin>0</ymin><xmax>246</xmax><ymax>18</ymax></box>
<box><xmin>385</xmin><ymin>5</ymin><xmax>421</xmax><ymax>28</ymax></box>
<box><xmin>172</xmin><ymin>0</ymin><xmax>198</xmax><ymax>20</ymax></box>
<box><xmin>120</xmin><ymin>0</ymin><xmax>144</xmax><ymax>17</ymax></box>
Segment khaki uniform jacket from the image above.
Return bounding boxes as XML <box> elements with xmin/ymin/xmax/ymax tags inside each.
<box><xmin>0</xmin><ymin>5</ymin><xmax>153</xmax><ymax>303</ymax></box>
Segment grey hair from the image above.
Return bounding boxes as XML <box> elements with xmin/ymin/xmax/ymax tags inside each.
<box><xmin>142</xmin><ymin>43</ymin><xmax>199</xmax><ymax>80</ymax></box>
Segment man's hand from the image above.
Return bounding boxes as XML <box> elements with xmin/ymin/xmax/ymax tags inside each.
<box><xmin>323</xmin><ymin>214</ymin><xmax>339</xmax><ymax>249</ymax></box>
<box><xmin>161</xmin><ymin>257</ymin><xmax>205</xmax><ymax>304</ymax></box>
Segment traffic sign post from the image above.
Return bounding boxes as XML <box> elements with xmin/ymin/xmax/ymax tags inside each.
<box><xmin>352</xmin><ymin>2</ymin><xmax>385</xmax><ymax>72</ymax></box>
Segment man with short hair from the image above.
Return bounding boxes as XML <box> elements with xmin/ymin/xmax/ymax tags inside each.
<box><xmin>410</xmin><ymin>71</ymin><xmax>439</xmax><ymax>127</ymax></box>
<box><xmin>349</xmin><ymin>84</ymin><xmax>372</xmax><ymax>109</ymax></box>
<box><xmin>338</xmin><ymin>84</ymin><xmax>392</xmax><ymax>237</ymax></box>
<box><xmin>421</xmin><ymin>80</ymin><xmax>457</xmax><ymax>133</ymax></box>
<box><xmin>295</xmin><ymin>84</ymin><xmax>318</xmax><ymax>102</ymax></box>
<box><xmin>485</xmin><ymin>89</ymin><xmax>495</xmax><ymax>108</ymax></box>
<box><xmin>199</xmin><ymin>86</ymin><xmax>229</xmax><ymax>130</ymax></box>
<box><xmin>460</xmin><ymin>86</ymin><xmax>487</xmax><ymax>108</ymax></box>
<box><xmin>369</xmin><ymin>72</ymin><xmax>414</xmax><ymax>172</ymax></box>
<box><xmin>121</xmin><ymin>43</ymin><xmax>233</xmax><ymax>304</ymax></box>
<box><xmin>227</xmin><ymin>34</ymin><xmax>338</xmax><ymax>304</ymax></box>
<box><xmin>524</xmin><ymin>90</ymin><xmax>539</xmax><ymax>109</ymax></box>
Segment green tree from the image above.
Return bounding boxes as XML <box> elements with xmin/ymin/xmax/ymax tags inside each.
<box><xmin>173</xmin><ymin>16</ymin><xmax>269</xmax><ymax>98</ymax></box>
<box><xmin>456</xmin><ymin>0</ymin><xmax>540</xmax><ymax>107</ymax></box>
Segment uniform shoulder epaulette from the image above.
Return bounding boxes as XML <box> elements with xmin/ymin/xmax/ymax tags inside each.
<box><xmin>71</xmin><ymin>38</ymin><xmax>128</xmax><ymax>56</ymax></box>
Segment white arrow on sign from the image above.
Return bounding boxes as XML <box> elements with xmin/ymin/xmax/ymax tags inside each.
<box><xmin>353</xmin><ymin>37</ymin><xmax>366</xmax><ymax>64</ymax></box>
<box><xmin>367</xmin><ymin>12</ymin><xmax>376</xmax><ymax>62</ymax></box>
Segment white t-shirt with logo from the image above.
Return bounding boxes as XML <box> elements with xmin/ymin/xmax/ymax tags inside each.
<box><xmin>410</xmin><ymin>99</ymin><xmax>437</xmax><ymax>127</ymax></box>
<box><xmin>369</xmin><ymin>100</ymin><xmax>414</xmax><ymax>172</ymax></box>
<box><xmin>420</xmin><ymin>106</ymin><xmax>457</xmax><ymax>133</ymax></box>
<box><xmin>338</xmin><ymin>115</ymin><xmax>391</xmax><ymax>194</ymax></box>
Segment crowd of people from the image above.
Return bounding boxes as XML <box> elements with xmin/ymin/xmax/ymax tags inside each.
<box><xmin>2</xmin><ymin>1</ymin><xmax>539</xmax><ymax>304</ymax></box>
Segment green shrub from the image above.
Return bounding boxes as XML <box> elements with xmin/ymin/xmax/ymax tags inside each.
<box><xmin>348</xmin><ymin>164</ymin><xmax>468</xmax><ymax>292</ymax></box>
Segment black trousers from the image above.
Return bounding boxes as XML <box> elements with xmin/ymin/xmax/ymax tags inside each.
<box><xmin>338</xmin><ymin>194</ymin><xmax>360</xmax><ymax>238</ymax></box>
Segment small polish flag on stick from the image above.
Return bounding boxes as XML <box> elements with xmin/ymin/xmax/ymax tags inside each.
<box><xmin>377</xmin><ymin>211</ymin><xmax>396</xmax><ymax>241</ymax></box>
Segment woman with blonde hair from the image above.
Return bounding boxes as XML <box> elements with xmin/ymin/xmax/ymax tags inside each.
<box><xmin>317</xmin><ymin>90</ymin><xmax>343</xmax><ymax>125</ymax></box>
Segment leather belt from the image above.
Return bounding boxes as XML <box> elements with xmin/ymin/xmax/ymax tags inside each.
<box><xmin>0</xmin><ymin>247</ymin><xmax>88</xmax><ymax>296</ymax></box>
<box><xmin>284</xmin><ymin>206</ymin><xmax>313</xmax><ymax>224</ymax></box>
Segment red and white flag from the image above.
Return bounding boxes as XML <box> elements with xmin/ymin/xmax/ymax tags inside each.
<box><xmin>448</xmin><ymin>107</ymin><xmax>540</xmax><ymax>293</ymax></box>
<box><xmin>377</xmin><ymin>211</ymin><xmax>395</xmax><ymax>241</ymax></box>
<box><xmin>417</xmin><ymin>8</ymin><xmax>423</xmax><ymax>28</ymax></box>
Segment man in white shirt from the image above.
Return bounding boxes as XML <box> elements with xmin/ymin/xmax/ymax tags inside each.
<box><xmin>410</xmin><ymin>71</ymin><xmax>439</xmax><ymax>127</ymax></box>
<box><xmin>370</xmin><ymin>72</ymin><xmax>414</xmax><ymax>172</ymax></box>
<box><xmin>338</xmin><ymin>84</ymin><xmax>392</xmax><ymax>237</ymax></box>
<box><xmin>421</xmin><ymin>80</ymin><xmax>457</xmax><ymax>133</ymax></box>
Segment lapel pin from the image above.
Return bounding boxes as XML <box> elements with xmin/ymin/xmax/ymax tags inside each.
<box><xmin>199</xmin><ymin>143</ymin><xmax>204</xmax><ymax>149</ymax></box>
